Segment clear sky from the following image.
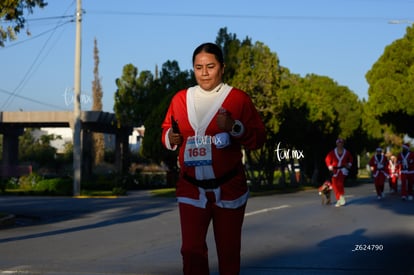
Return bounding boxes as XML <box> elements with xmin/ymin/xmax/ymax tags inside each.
<box><xmin>0</xmin><ymin>0</ymin><xmax>412</xmax><ymax>113</ymax></box>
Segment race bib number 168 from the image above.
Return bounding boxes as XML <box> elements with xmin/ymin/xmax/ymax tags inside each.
<box><xmin>184</xmin><ymin>136</ymin><xmax>212</xmax><ymax>167</ymax></box>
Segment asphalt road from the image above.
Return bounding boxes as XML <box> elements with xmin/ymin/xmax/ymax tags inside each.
<box><xmin>0</xmin><ymin>181</ymin><xmax>413</xmax><ymax>275</ymax></box>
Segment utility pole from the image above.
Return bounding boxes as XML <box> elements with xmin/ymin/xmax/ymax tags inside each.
<box><xmin>73</xmin><ymin>0</ymin><xmax>82</xmax><ymax>196</ymax></box>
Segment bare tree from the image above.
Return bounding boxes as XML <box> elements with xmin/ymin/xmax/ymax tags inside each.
<box><xmin>92</xmin><ymin>38</ymin><xmax>105</xmax><ymax>166</ymax></box>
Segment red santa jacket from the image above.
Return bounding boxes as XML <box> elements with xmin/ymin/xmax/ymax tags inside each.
<box><xmin>325</xmin><ymin>148</ymin><xmax>353</xmax><ymax>177</ymax></box>
<box><xmin>369</xmin><ymin>154</ymin><xmax>389</xmax><ymax>178</ymax></box>
<box><xmin>388</xmin><ymin>158</ymin><xmax>399</xmax><ymax>177</ymax></box>
<box><xmin>397</xmin><ymin>151</ymin><xmax>414</xmax><ymax>175</ymax></box>
<box><xmin>161</xmin><ymin>84</ymin><xmax>266</xmax><ymax>208</ymax></box>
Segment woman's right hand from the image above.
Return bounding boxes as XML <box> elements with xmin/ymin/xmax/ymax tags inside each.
<box><xmin>169</xmin><ymin>130</ymin><xmax>183</xmax><ymax>146</ymax></box>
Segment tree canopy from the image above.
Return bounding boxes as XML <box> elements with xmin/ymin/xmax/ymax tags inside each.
<box><xmin>0</xmin><ymin>0</ymin><xmax>47</xmax><ymax>47</ymax></box>
<box><xmin>366</xmin><ymin>24</ymin><xmax>414</xmax><ymax>137</ymax></box>
<box><xmin>111</xmin><ymin>26</ymin><xmax>407</xmax><ymax>185</ymax></box>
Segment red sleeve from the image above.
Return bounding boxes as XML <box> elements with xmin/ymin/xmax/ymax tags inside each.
<box><xmin>325</xmin><ymin>151</ymin><xmax>333</xmax><ymax>167</ymax></box>
<box><xmin>161</xmin><ymin>90</ymin><xmax>188</xmax><ymax>149</ymax></box>
<box><xmin>222</xmin><ymin>89</ymin><xmax>266</xmax><ymax>150</ymax></box>
<box><xmin>368</xmin><ymin>156</ymin><xmax>375</xmax><ymax>167</ymax></box>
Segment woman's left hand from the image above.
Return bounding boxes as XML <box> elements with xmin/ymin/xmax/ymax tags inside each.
<box><xmin>216</xmin><ymin>109</ymin><xmax>234</xmax><ymax>132</ymax></box>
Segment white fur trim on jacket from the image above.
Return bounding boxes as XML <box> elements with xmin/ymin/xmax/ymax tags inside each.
<box><xmin>177</xmin><ymin>187</ymin><xmax>249</xmax><ymax>209</ymax></box>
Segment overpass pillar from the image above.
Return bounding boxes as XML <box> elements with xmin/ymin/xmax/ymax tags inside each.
<box><xmin>115</xmin><ymin>128</ymin><xmax>131</xmax><ymax>173</ymax></box>
<box><xmin>1</xmin><ymin>126</ymin><xmax>24</xmax><ymax>178</ymax></box>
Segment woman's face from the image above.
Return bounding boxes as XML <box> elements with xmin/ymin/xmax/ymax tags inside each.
<box><xmin>193</xmin><ymin>51</ymin><xmax>224</xmax><ymax>91</ymax></box>
<box><xmin>336</xmin><ymin>141</ymin><xmax>344</xmax><ymax>149</ymax></box>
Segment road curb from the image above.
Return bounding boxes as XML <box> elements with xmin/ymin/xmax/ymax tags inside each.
<box><xmin>73</xmin><ymin>195</ymin><xmax>119</xmax><ymax>199</ymax></box>
<box><xmin>0</xmin><ymin>213</ymin><xmax>15</xmax><ymax>228</ymax></box>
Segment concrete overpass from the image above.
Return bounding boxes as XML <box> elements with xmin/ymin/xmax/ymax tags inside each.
<box><xmin>0</xmin><ymin>111</ymin><xmax>132</xmax><ymax>179</ymax></box>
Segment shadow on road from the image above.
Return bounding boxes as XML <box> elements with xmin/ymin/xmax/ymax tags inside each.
<box><xmin>0</xmin><ymin>209</ymin><xmax>170</xmax><ymax>243</ymax></box>
<box><xmin>0</xmin><ymin>191</ymin><xmax>177</xmax><ymax>243</ymax></box>
<box><xmin>241</xmin><ymin>228</ymin><xmax>414</xmax><ymax>274</ymax></box>
<box><xmin>346</xmin><ymin>192</ymin><xmax>414</xmax><ymax>216</ymax></box>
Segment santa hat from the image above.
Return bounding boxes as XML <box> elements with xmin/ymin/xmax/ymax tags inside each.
<box><xmin>402</xmin><ymin>143</ymin><xmax>410</xmax><ymax>149</ymax></box>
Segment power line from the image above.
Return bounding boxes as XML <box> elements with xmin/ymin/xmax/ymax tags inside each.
<box><xmin>0</xmin><ymin>15</ymin><xmax>74</xmax><ymax>24</ymax></box>
<box><xmin>1</xmin><ymin>1</ymin><xmax>76</xmax><ymax>110</ymax></box>
<box><xmin>88</xmin><ymin>10</ymin><xmax>397</xmax><ymax>23</ymax></box>
<box><xmin>1</xmin><ymin>20</ymin><xmax>73</xmax><ymax>48</ymax></box>
<box><xmin>0</xmin><ymin>88</ymin><xmax>67</xmax><ymax>110</ymax></box>
<box><xmin>1</xmin><ymin>20</ymin><xmax>72</xmax><ymax>109</ymax></box>
<box><xmin>3</xmin><ymin>9</ymin><xmax>403</xmax><ymax>24</ymax></box>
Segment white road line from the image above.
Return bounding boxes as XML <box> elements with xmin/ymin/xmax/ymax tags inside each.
<box><xmin>245</xmin><ymin>204</ymin><xmax>290</xmax><ymax>217</ymax></box>
<box><xmin>1</xmin><ymin>271</ymin><xmax>31</xmax><ymax>274</ymax></box>
<box><xmin>1</xmin><ymin>266</ymin><xmax>32</xmax><ymax>274</ymax></box>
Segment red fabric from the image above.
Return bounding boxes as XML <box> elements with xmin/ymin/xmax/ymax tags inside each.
<box><xmin>330</xmin><ymin>174</ymin><xmax>346</xmax><ymax>200</ymax></box>
<box><xmin>397</xmin><ymin>151</ymin><xmax>414</xmax><ymax>173</ymax></box>
<box><xmin>318</xmin><ymin>181</ymin><xmax>332</xmax><ymax>192</ymax></box>
<box><xmin>161</xmin><ymin>87</ymin><xmax>266</xmax><ymax>203</ymax></box>
<box><xmin>325</xmin><ymin>148</ymin><xmax>353</xmax><ymax>200</ymax></box>
<box><xmin>162</xmin><ymin>85</ymin><xmax>265</xmax><ymax>274</ymax></box>
<box><xmin>389</xmin><ymin>174</ymin><xmax>398</xmax><ymax>192</ymax></box>
<box><xmin>324</xmin><ymin>149</ymin><xmax>353</xmax><ymax>173</ymax></box>
<box><xmin>397</xmin><ymin>151</ymin><xmax>414</xmax><ymax>197</ymax></box>
<box><xmin>388</xmin><ymin>159</ymin><xmax>399</xmax><ymax>192</ymax></box>
<box><xmin>373</xmin><ymin>172</ymin><xmax>387</xmax><ymax>196</ymax></box>
<box><xmin>400</xmin><ymin>173</ymin><xmax>414</xmax><ymax>197</ymax></box>
<box><xmin>369</xmin><ymin>154</ymin><xmax>389</xmax><ymax>175</ymax></box>
<box><xmin>369</xmin><ymin>154</ymin><xmax>389</xmax><ymax>196</ymax></box>
<box><xmin>179</xmin><ymin>196</ymin><xmax>246</xmax><ymax>275</ymax></box>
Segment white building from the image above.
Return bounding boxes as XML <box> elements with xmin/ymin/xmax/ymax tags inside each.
<box><xmin>129</xmin><ymin>125</ymin><xmax>145</xmax><ymax>152</ymax></box>
<box><xmin>33</xmin><ymin>128</ymin><xmax>73</xmax><ymax>154</ymax></box>
<box><xmin>35</xmin><ymin>126</ymin><xmax>144</xmax><ymax>154</ymax></box>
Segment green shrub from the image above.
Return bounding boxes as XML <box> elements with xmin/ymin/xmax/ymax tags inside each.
<box><xmin>0</xmin><ymin>179</ymin><xmax>6</xmax><ymax>193</ymax></box>
<box><xmin>34</xmin><ymin>178</ymin><xmax>72</xmax><ymax>195</ymax></box>
<box><xmin>112</xmin><ymin>187</ymin><xmax>127</xmax><ymax>196</ymax></box>
<box><xmin>3</xmin><ymin>177</ymin><xmax>19</xmax><ymax>190</ymax></box>
<box><xmin>18</xmin><ymin>173</ymin><xmax>42</xmax><ymax>190</ymax></box>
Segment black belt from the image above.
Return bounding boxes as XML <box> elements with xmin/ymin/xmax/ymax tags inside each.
<box><xmin>183</xmin><ymin>169</ymin><xmax>238</xmax><ymax>189</ymax></box>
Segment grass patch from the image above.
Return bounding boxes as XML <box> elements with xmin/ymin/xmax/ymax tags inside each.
<box><xmin>3</xmin><ymin>189</ymin><xmax>53</xmax><ymax>196</ymax></box>
<box><xmin>148</xmin><ymin>178</ymin><xmax>369</xmax><ymax>198</ymax></box>
<box><xmin>2</xmin><ymin>189</ymin><xmax>124</xmax><ymax>197</ymax></box>
<box><xmin>80</xmin><ymin>190</ymin><xmax>117</xmax><ymax>196</ymax></box>
<box><xmin>249</xmin><ymin>185</ymin><xmax>315</xmax><ymax>197</ymax></box>
<box><xmin>148</xmin><ymin>185</ymin><xmax>315</xmax><ymax>198</ymax></box>
<box><xmin>150</xmin><ymin>188</ymin><xmax>176</xmax><ymax>197</ymax></box>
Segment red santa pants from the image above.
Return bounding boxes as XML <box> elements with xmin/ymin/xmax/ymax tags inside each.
<box><xmin>389</xmin><ymin>174</ymin><xmax>398</xmax><ymax>192</ymax></box>
<box><xmin>373</xmin><ymin>172</ymin><xmax>386</xmax><ymax>196</ymax></box>
<box><xmin>178</xmin><ymin>192</ymin><xmax>246</xmax><ymax>275</ymax></box>
<box><xmin>331</xmin><ymin>173</ymin><xmax>346</xmax><ymax>200</ymax></box>
<box><xmin>400</xmin><ymin>173</ymin><xmax>414</xmax><ymax>197</ymax></box>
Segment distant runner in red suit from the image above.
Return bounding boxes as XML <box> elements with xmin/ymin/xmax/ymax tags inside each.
<box><xmin>161</xmin><ymin>42</ymin><xmax>266</xmax><ymax>275</ymax></box>
<box><xmin>397</xmin><ymin>143</ymin><xmax>414</xmax><ymax>200</ymax></box>
<box><xmin>325</xmin><ymin>138</ymin><xmax>353</xmax><ymax>207</ymax></box>
<box><xmin>388</xmin><ymin>155</ymin><xmax>399</xmax><ymax>193</ymax></box>
<box><xmin>369</xmin><ymin>148</ymin><xmax>389</xmax><ymax>200</ymax></box>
